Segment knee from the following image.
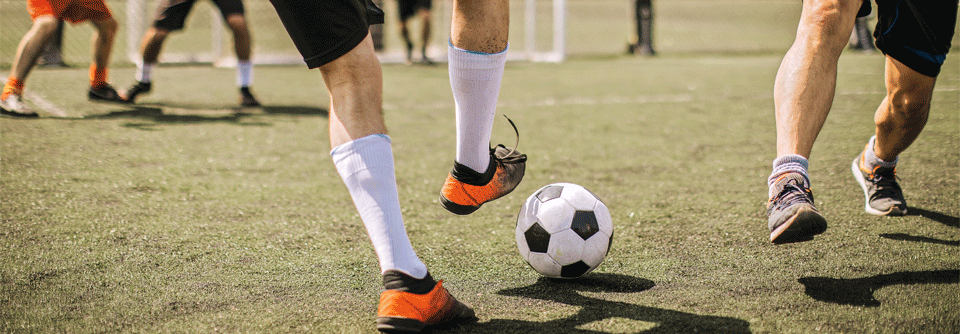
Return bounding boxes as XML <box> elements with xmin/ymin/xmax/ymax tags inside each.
<box><xmin>801</xmin><ymin>0</ymin><xmax>862</xmax><ymax>43</ymax></box>
<box><xmin>31</xmin><ymin>16</ymin><xmax>61</xmax><ymax>36</ymax></box>
<box><xmin>96</xmin><ymin>18</ymin><xmax>119</xmax><ymax>36</ymax></box>
<box><xmin>226</xmin><ymin>15</ymin><xmax>248</xmax><ymax>32</ymax></box>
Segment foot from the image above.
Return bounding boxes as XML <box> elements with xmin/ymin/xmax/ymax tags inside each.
<box><xmin>419</xmin><ymin>56</ymin><xmax>436</xmax><ymax>66</ymax></box>
<box><xmin>377</xmin><ymin>271</ymin><xmax>477</xmax><ymax>333</ymax></box>
<box><xmin>124</xmin><ymin>81</ymin><xmax>152</xmax><ymax>103</ymax></box>
<box><xmin>439</xmin><ymin>144</ymin><xmax>527</xmax><ymax>215</ymax></box>
<box><xmin>88</xmin><ymin>84</ymin><xmax>125</xmax><ymax>103</ymax></box>
<box><xmin>0</xmin><ymin>94</ymin><xmax>38</xmax><ymax>118</ymax></box>
<box><xmin>240</xmin><ymin>87</ymin><xmax>260</xmax><ymax>107</ymax></box>
<box><xmin>852</xmin><ymin>154</ymin><xmax>907</xmax><ymax>216</ymax></box>
<box><xmin>767</xmin><ymin>173</ymin><xmax>828</xmax><ymax>243</ymax></box>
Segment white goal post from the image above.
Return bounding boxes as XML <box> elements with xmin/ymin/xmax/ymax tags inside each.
<box><xmin>124</xmin><ymin>0</ymin><xmax>566</xmax><ymax>66</ymax></box>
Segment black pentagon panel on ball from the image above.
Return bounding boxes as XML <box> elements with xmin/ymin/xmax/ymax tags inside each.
<box><xmin>524</xmin><ymin>222</ymin><xmax>551</xmax><ymax>253</ymax></box>
<box><xmin>570</xmin><ymin>210</ymin><xmax>599</xmax><ymax>240</ymax></box>
<box><xmin>560</xmin><ymin>261</ymin><xmax>592</xmax><ymax>278</ymax></box>
<box><xmin>536</xmin><ymin>185</ymin><xmax>564</xmax><ymax>202</ymax></box>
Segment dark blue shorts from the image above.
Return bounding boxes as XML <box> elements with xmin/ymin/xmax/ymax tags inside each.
<box><xmin>860</xmin><ymin>0</ymin><xmax>958</xmax><ymax>77</ymax></box>
<box><xmin>268</xmin><ymin>0</ymin><xmax>385</xmax><ymax>68</ymax></box>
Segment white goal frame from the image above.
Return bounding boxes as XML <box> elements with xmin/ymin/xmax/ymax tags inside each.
<box><xmin>125</xmin><ymin>0</ymin><xmax>566</xmax><ymax>66</ymax></box>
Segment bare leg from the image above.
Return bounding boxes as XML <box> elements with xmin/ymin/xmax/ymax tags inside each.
<box><xmin>873</xmin><ymin>56</ymin><xmax>936</xmax><ymax>161</ymax></box>
<box><xmin>418</xmin><ymin>8</ymin><xmax>432</xmax><ymax>58</ymax></box>
<box><xmin>774</xmin><ymin>0</ymin><xmax>862</xmax><ymax>159</ymax></box>
<box><xmin>319</xmin><ymin>35</ymin><xmax>386</xmax><ymax>148</ymax></box>
<box><xmin>225</xmin><ymin>14</ymin><xmax>252</xmax><ymax>62</ymax></box>
<box><xmin>450</xmin><ymin>0</ymin><xmax>508</xmax><ymax>53</ymax></box>
<box><xmin>8</xmin><ymin>15</ymin><xmax>60</xmax><ymax>82</ymax></box>
<box><xmin>89</xmin><ymin>17</ymin><xmax>117</xmax><ymax>73</ymax></box>
<box><xmin>140</xmin><ymin>27</ymin><xmax>170</xmax><ymax>64</ymax></box>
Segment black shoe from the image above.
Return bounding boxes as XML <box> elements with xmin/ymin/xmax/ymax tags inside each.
<box><xmin>124</xmin><ymin>81</ymin><xmax>152</xmax><ymax>103</ymax></box>
<box><xmin>852</xmin><ymin>153</ymin><xmax>907</xmax><ymax>216</ymax></box>
<box><xmin>88</xmin><ymin>84</ymin><xmax>125</xmax><ymax>103</ymax></box>
<box><xmin>240</xmin><ymin>87</ymin><xmax>260</xmax><ymax>107</ymax></box>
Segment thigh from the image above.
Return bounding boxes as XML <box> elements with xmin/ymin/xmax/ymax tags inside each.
<box><xmin>873</xmin><ymin>0</ymin><xmax>958</xmax><ymax>77</ymax></box>
<box><xmin>268</xmin><ymin>0</ymin><xmax>385</xmax><ymax>68</ymax></box>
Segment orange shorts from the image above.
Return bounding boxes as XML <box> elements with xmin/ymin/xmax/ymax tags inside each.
<box><xmin>28</xmin><ymin>0</ymin><xmax>113</xmax><ymax>23</ymax></box>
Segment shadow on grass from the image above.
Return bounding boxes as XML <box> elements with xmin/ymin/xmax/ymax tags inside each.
<box><xmin>879</xmin><ymin>233</ymin><xmax>959</xmax><ymax>246</ymax></box>
<box><xmin>907</xmin><ymin>207</ymin><xmax>959</xmax><ymax>228</ymax></box>
<box><xmin>84</xmin><ymin>104</ymin><xmax>328</xmax><ymax>129</ymax></box>
<box><xmin>798</xmin><ymin>269</ymin><xmax>959</xmax><ymax>307</ymax></box>
<box><xmin>443</xmin><ymin>273</ymin><xmax>751</xmax><ymax>333</ymax></box>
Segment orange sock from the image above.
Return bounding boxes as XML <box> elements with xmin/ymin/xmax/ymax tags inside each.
<box><xmin>90</xmin><ymin>64</ymin><xmax>108</xmax><ymax>89</ymax></box>
<box><xmin>2</xmin><ymin>77</ymin><xmax>24</xmax><ymax>100</ymax></box>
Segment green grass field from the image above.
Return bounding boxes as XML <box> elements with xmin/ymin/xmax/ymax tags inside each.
<box><xmin>2</xmin><ymin>33</ymin><xmax>959</xmax><ymax>334</ymax></box>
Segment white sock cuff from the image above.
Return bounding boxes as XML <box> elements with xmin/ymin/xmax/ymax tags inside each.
<box><xmin>448</xmin><ymin>42</ymin><xmax>508</xmax><ymax>71</ymax></box>
<box><xmin>331</xmin><ymin>134</ymin><xmax>393</xmax><ymax>179</ymax></box>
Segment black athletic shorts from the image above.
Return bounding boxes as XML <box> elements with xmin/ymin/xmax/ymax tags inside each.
<box><xmin>153</xmin><ymin>0</ymin><xmax>245</xmax><ymax>31</ymax></box>
<box><xmin>859</xmin><ymin>0</ymin><xmax>957</xmax><ymax>77</ymax></box>
<box><xmin>398</xmin><ymin>0</ymin><xmax>432</xmax><ymax>20</ymax></box>
<box><xmin>268</xmin><ymin>0</ymin><xmax>385</xmax><ymax>68</ymax></box>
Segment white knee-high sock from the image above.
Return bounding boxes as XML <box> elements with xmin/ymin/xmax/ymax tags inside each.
<box><xmin>331</xmin><ymin>134</ymin><xmax>428</xmax><ymax>278</ymax></box>
<box><xmin>448</xmin><ymin>43</ymin><xmax>508</xmax><ymax>173</ymax></box>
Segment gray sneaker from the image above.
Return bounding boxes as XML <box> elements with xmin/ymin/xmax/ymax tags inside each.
<box><xmin>767</xmin><ymin>173</ymin><xmax>828</xmax><ymax>243</ymax></box>
<box><xmin>851</xmin><ymin>154</ymin><xmax>906</xmax><ymax>216</ymax></box>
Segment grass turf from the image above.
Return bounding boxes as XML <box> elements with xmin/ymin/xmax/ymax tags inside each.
<box><xmin>1</xmin><ymin>51</ymin><xmax>958</xmax><ymax>333</ymax></box>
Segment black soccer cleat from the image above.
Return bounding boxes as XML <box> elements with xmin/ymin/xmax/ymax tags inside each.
<box><xmin>88</xmin><ymin>84</ymin><xmax>125</xmax><ymax>103</ymax></box>
<box><xmin>240</xmin><ymin>87</ymin><xmax>260</xmax><ymax>107</ymax></box>
<box><xmin>123</xmin><ymin>81</ymin><xmax>152</xmax><ymax>103</ymax></box>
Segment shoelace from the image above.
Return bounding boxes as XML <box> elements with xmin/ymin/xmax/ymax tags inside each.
<box><xmin>501</xmin><ymin>114</ymin><xmax>521</xmax><ymax>157</ymax></box>
<box><xmin>768</xmin><ymin>179</ymin><xmax>815</xmax><ymax>213</ymax></box>
<box><xmin>867</xmin><ymin>167</ymin><xmax>902</xmax><ymax>201</ymax></box>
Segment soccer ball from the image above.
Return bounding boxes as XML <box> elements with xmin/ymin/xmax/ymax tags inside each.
<box><xmin>515</xmin><ymin>183</ymin><xmax>613</xmax><ymax>278</ymax></box>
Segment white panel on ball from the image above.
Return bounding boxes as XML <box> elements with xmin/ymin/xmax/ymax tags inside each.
<box><xmin>581</xmin><ymin>232</ymin><xmax>611</xmax><ymax>267</ymax></box>
<box><xmin>535</xmin><ymin>200</ymin><xmax>576</xmax><ymax>234</ymax></box>
<box><xmin>526</xmin><ymin>252</ymin><xmax>562</xmax><ymax>277</ymax></box>
<box><xmin>547</xmin><ymin>229</ymin><xmax>587</xmax><ymax>266</ymax></box>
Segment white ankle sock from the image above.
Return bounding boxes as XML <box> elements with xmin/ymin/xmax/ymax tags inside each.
<box><xmin>236</xmin><ymin>61</ymin><xmax>253</xmax><ymax>88</ymax></box>
<box><xmin>136</xmin><ymin>62</ymin><xmax>155</xmax><ymax>83</ymax></box>
<box><xmin>331</xmin><ymin>134</ymin><xmax>427</xmax><ymax>278</ymax></box>
<box><xmin>448</xmin><ymin>43</ymin><xmax>508</xmax><ymax>173</ymax></box>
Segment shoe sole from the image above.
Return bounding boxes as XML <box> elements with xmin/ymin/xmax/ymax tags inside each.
<box><xmin>770</xmin><ymin>206</ymin><xmax>827</xmax><ymax>243</ymax></box>
<box><xmin>376</xmin><ymin>302</ymin><xmax>477</xmax><ymax>333</ymax></box>
<box><xmin>439</xmin><ymin>195</ymin><xmax>480</xmax><ymax>215</ymax></box>
<box><xmin>851</xmin><ymin>158</ymin><xmax>907</xmax><ymax>216</ymax></box>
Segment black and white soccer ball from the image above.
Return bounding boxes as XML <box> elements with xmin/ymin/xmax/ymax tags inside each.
<box><xmin>515</xmin><ymin>183</ymin><xmax>613</xmax><ymax>279</ymax></box>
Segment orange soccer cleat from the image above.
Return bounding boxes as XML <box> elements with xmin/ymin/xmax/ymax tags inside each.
<box><xmin>376</xmin><ymin>280</ymin><xmax>477</xmax><ymax>333</ymax></box>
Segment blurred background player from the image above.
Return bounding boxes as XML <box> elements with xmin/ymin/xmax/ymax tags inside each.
<box><xmin>266</xmin><ymin>0</ymin><xmax>476</xmax><ymax>331</ymax></box>
<box><xmin>438</xmin><ymin>0</ymin><xmax>528</xmax><ymax>216</ymax></box>
<box><xmin>396</xmin><ymin>0</ymin><xmax>434</xmax><ymax>65</ymax></box>
<box><xmin>124</xmin><ymin>0</ymin><xmax>260</xmax><ymax>107</ymax></box>
<box><xmin>765</xmin><ymin>0</ymin><xmax>957</xmax><ymax>243</ymax></box>
<box><xmin>1</xmin><ymin>0</ymin><xmax>124</xmax><ymax>117</ymax></box>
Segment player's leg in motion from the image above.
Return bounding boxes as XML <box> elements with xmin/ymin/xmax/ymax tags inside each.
<box><xmin>852</xmin><ymin>0</ymin><xmax>957</xmax><ymax>216</ymax></box>
<box><xmin>440</xmin><ymin>0</ymin><xmax>527</xmax><ymax>215</ymax></box>
<box><xmin>0</xmin><ymin>13</ymin><xmax>59</xmax><ymax>117</ymax></box>
<box><xmin>222</xmin><ymin>2</ymin><xmax>260</xmax><ymax>107</ymax></box>
<box><xmin>266</xmin><ymin>0</ymin><xmax>476</xmax><ymax>331</ymax></box>
<box><xmin>124</xmin><ymin>0</ymin><xmax>190</xmax><ymax>103</ymax></box>
<box><xmin>767</xmin><ymin>0</ymin><xmax>862</xmax><ymax>243</ymax></box>
<box><xmin>87</xmin><ymin>16</ymin><xmax>124</xmax><ymax>102</ymax></box>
